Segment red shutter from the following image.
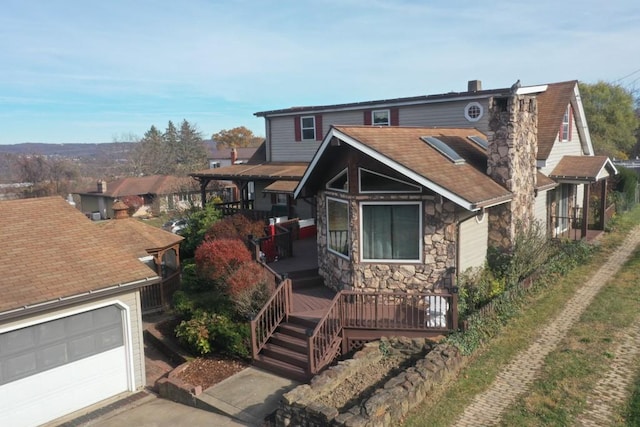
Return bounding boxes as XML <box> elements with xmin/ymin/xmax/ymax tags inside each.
<box><xmin>390</xmin><ymin>108</ymin><xmax>399</xmax><ymax>126</ymax></box>
<box><xmin>315</xmin><ymin>114</ymin><xmax>323</xmax><ymax>141</ymax></box>
<box><xmin>364</xmin><ymin>110</ymin><xmax>372</xmax><ymax>125</ymax></box>
<box><xmin>294</xmin><ymin>116</ymin><xmax>301</xmax><ymax>142</ymax></box>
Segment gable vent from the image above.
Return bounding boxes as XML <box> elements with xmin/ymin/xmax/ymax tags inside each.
<box><xmin>421</xmin><ymin>137</ymin><xmax>466</xmax><ymax>165</ymax></box>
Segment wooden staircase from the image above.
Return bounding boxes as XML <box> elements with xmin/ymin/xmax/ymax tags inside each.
<box><xmin>253</xmin><ymin>315</ymin><xmax>317</xmax><ymax>382</ymax></box>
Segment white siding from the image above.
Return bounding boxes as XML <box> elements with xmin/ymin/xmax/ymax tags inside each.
<box><xmin>540</xmin><ymin>110</ymin><xmax>584</xmax><ymax>175</ymax></box>
<box><xmin>400</xmin><ymin>99</ymin><xmax>491</xmax><ymax>132</ymax></box>
<box><xmin>534</xmin><ymin>189</ymin><xmax>549</xmax><ymax>232</ymax></box>
<box><xmin>458</xmin><ymin>215</ymin><xmax>489</xmax><ymax>273</ymax></box>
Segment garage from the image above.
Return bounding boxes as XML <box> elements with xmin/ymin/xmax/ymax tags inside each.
<box><xmin>0</xmin><ymin>304</ymin><xmax>131</xmax><ymax>427</ymax></box>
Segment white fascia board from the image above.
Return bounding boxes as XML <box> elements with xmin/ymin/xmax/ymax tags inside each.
<box><xmin>516</xmin><ymin>84</ymin><xmax>548</xmax><ymax>95</ymax></box>
<box><xmin>573</xmin><ymin>84</ymin><xmax>595</xmax><ymax>156</ymax></box>
<box><xmin>305</xmin><ymin>128</ymin><xmax>477</xmax><ymax>211</ymax></box>
<box><xmin>294</xmin><ymin>129</ymin><xmax>336</xmax><ymax>199</ymax></box>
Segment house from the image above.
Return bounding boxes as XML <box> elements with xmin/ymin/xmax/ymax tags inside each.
<box><xmin>75</xmin><ymin>174</ymin><xmax>211</xmax><ymax>219</ymax></box>
<box><xmin>0</xmin><ymin>196</ymin><xmax>159</xmax><ymax>426</ymax></box>
<box><xmin>192</xmin><ymin>80</ymin><xmax>616</xmax><ymax>263</ymax></box>
<box><xmin>96</xmin><ymin>200</ymin><xmax>184</xmax><ymax>314</ymax></box>
<box><xmin>207</xmin><ymin>146</ymin><xmax>261</xmax><ymax>202</ymax></box>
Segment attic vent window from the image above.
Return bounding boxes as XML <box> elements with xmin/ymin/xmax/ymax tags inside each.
<box><xmin>464</xmin><ymin>102</ymin><xmax>483</xmax><ymax>122</ymax></box>
<box><xmin>421</xmin><ymin>137</ymin><xmax>466</xmax><ymax>165</ymax></box>
<box><xmin>468</xmin><ymin>135</ymin><xmax>488</xmax><ymax>150</ymax></box>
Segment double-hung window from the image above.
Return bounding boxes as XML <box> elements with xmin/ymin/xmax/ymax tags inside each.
<box><xmin>560</xmin><ymin>105</ymin><xmax>572</xmax><ymax>141</ymax></box>
<box><xmin>327</xmin><ymin>198</ymin><xmax>349</xmax><ymax>257</ymax></box>
<box><xmin>301</xmin><ymin>116</ymin><xmax>316</xmax><ymax>140</ymax></box>
<box><xmin>372</xmin><ymin>110</ymin><xmax>390</xmax><ymax>126</ymax></box>
<box><xmin>361</xmin><ymin>202</ymin><xmax>421</xmax><ymax>262</ymax></box>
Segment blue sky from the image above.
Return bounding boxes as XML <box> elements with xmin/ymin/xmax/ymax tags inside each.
<box><xmin>1</xmin><ymin>0</ymin><xmax>639</xmax><ymax>145</ymax></box>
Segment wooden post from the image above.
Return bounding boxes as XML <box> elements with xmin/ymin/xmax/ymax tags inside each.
<box><xmin>451</xmin><ymin>292</ymin><xmax>459</xmax><ymax>331</ymax></box>
<box><xmin>582</xmin><ymin>183</ymin><xmax>590</xmax><ymax>238</ymax></box>
<box><xmin>599</xmin><ymin>180</ymin><xmax>607</xmax><ymax>230</ymax></box>
<box><xmin>250</xmin><ymin>319</ymin><xmax>258</xmax><ymax>359</ymax></box>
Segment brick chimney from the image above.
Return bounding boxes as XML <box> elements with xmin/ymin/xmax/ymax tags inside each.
<box><xmin>486</xmin><ymin>94</ymin><xmax>538</xmax><ymax>250</ymax></box>
<box><xmin>97</xmin><ymin>180</ymin><xmax>107</xmax><ymax>193</ymax></box>
<box><xmin>468</xmin><ymin>80</ymin><xmax>482</xmax><ymax>92</ymax></box>
<box><xmin>231</xmin><ymin>148</ymin><xmax>238</xmax><ymax>164</ymax></box>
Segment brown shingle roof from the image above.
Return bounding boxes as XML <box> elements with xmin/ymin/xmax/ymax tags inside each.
<box><xmin>97</xmin><ymin>218</ymin><xmax>184</xmax><ymax>257</ymax></box>
<box><xmin>77</xmin><ymin>175</ymin><xmax>195</xmax><ymax>197</ymax></box>
<box><xmin>0</xmin><ymin>197</ymin><xmax>158</xmax><ymax>315</ymax></box>
<box><xmin>329</xmin><ymin>126</ymin><xmax>512</xmax><ymax>209</ymax></box>
<box><xmin>536</xmin><ymin>81</ymin><xmax>577</xmax><ymax>160</ymax></box>
<box><xmin>549</xmin><ymin>156</ymin><xmax>616</xmax><ymax>181</ymax></box>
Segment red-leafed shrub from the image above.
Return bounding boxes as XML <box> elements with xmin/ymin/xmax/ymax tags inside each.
<box><xmin>205</xmin><ymin>214</ymin><xmax>266</xmax><ymax>241</ymax></box>
<box><xmin>226</xmin><ymin>262</ymin><xmax>270</xmax><ymax>297</ymax></box>
<box><xmin>227</xmin><ymin>263</ymin><xmax>275</xmax><ymax>319</ymax></box>
<box><xmin>195</xmin><ymin>239</ymin><xmax>252</xmax><ymax>283</ymax></box>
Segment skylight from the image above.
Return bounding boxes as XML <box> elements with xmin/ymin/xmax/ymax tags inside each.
<box><xmin>468</xmin><ymin>135</ymin><xmax>488</xmax><ymax>150</ymax></box>
<box><xmin>421</xmin><ymin>137</ymin><xmax>466</xmax><ymax>165</ymax></box>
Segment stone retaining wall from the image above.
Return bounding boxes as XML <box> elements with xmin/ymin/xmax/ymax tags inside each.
<box><xmin>276</xmin><ymin>338</ymin><xmax>464</xmax><ymax>427</ymax></box>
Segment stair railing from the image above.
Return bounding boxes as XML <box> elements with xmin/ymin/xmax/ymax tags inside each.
<box><xmin>307</xmin><ymin>292</ymin><xmax>343</xmax><ymax>376</ymax></box>
<box><xmin>250</xmin><ymin>278</ymin><xmax>293</xmax><ymax>359</ymax></box>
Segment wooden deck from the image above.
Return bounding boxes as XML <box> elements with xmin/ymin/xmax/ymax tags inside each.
<box><xmin>290</xmin><ymin>285</ymin><xmax>335</xmax><ymax>321</ymax></box>
<box><xmin>267</xmin><ymin>237</ymin><xmax>319</xmax><ymax>278</ymax></box>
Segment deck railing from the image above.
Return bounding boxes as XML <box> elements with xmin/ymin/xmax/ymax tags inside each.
<box><xmin>306</xmin><ymin>290</ymin><xmax>458</xmax><ymax>376</ymax></box>
<box><xmin>307</xmin><ymin>293</ymin><xmax>344</xmax><ymax>375</ymax></box>
<box><xmin>253</xmin><ymin>223</ymin><xmax>295</xmax><ymax>262</ymax></box>
<box><xmin>250</xmin><ymin>278</ymin><xmax>293</xmax><ymax>359</ymax></box>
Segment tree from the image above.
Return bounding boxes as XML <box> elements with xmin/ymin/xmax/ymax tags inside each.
<box><xmin>128</xmin><ymin>120</ymin><xmax>208</xmax><ymax>176</ymax></box>
<box><xmin>579</xmin><ymin>81</ymin><xmax>639</xmax><ymax>159</ymax></box>
<box><xmin>212</xmin><ymin>126</ymin><xmax>263</xmax><ymax>149</ymax></box>
<box><xmin>13</xmin><ymin>154</ymin><xmax>79</xmax><ymax>197</ymax></box>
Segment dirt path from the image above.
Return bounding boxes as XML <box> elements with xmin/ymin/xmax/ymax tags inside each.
<box><xmin>453</xmin><ymin>228</ymin><xmax>640</xmax><ymax>427</ymax></box>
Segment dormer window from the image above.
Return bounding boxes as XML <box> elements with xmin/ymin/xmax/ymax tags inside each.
<box><xmin>560</xmin><ymin>105</ymin><xmax>572</xmax><ymax>141</ymax></box>
<box><xmin>301</xmin><ymin>116</ymin><xmax>316</xmax><ymax>140</ymax></box>
<box><xmin>372</xmin><ymin>110</ymin><xmax>390</xmax><ymax>126</ymax></box>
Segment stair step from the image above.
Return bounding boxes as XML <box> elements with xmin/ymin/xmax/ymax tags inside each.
<box><xmin>277</xmin><ymin>322</ymin><xmax>313</xmax><ymax>340</ymax></box>
<box><xmin>253</xmin><ymin>355</ymin><xmax>309</xmax><ymax>382</ymax></box>
<box><xmin>291</xmin><ymin>275</ymin><xmax>325</xmax><ymax>290</ymax></box>
<box><xmin>262</xmin><ymin>343</ymin><xmax>307</xmax><ymax>368</ymax></box>
<box><xmin>270</xmin><ymin>332</ymin><xmax>307</xmax><ymax>353</ymax></box>
<box><xmin>287</xmin><ymin>316</ymin><xmax>319</xmax><ymax>330</ymax></box>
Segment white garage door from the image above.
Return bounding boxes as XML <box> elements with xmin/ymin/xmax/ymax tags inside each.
<box><xmin>0</xmin><ymin>305</ymin><xmax>130</xmax><ymax>427</ymax></box>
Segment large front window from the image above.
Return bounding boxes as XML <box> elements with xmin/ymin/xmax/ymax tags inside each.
<box><xmin>361</xmin><ymin>202</ymin><xmax>421</xmax><ymax>261</ymax></box>
<box><xmin>327</xmin><ymin>198</ymin><xmax>349</xmax><ymax>258</ymax></box>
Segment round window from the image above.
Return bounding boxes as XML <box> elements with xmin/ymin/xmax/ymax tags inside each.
<box><xmin>464</xmin><ymin>102</ymin><xmax>483</xmax><ymax>122</ymax></box>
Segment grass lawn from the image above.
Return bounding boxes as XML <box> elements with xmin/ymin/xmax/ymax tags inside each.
<box><xmin>402</xmin><ymin>206</ymin><xmax>640</xmax><ymax>427</ymax></box>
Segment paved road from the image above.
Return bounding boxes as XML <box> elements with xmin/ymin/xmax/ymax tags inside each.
<box><xmin>453</xmin><ymin>227</ymin><xmax>640</xmax><ymax>426</ymax></box>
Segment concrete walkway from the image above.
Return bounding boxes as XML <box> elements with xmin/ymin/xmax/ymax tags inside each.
<box><xmin>453</xmin><ymin>227</ymin><xmax>640</xmax><ymax>427</ymax></box>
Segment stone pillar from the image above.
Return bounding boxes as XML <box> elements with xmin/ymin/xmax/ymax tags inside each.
<box><xmin>487</xmin><ymin>94</ymin><xmax>538</xmax><ymax>250</ymax></box>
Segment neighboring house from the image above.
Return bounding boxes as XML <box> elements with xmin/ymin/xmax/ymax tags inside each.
<box><xmin>192</xmin><ymin>79</ymin><xmax>615</xmax><ymax>290</ymax></box>
<box><xmin>97</xmin><ymin>200</ymin><xmax>184</xmax><ymax>314</ymax></box>
<box><xmin>0</xmin><ymin>196</ymin><xmax>159</xmax><ymax>426</ymax></box>
<box><xmin>207</xmin><ymin>146</ymin><xmax>260</xmax><ymax>202</ymax></box>
<box><xmin>75</xmin><ymin>175</ymin><xmax>208</xmax><ymax>219</ymax></box>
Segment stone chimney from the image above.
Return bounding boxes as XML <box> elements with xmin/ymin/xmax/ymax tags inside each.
<box><xmin>97</xmin><ymin>180</ymin><xmax>107</xmax><ymax>193</ymax></box>
<box><xmin>486</xmin><ymin>94</ymin><xmax>538</xmax><ymax>250</ymax></box>
<box><xmin>231</xmin><ymin>147</ymin><xmax>238</xmax><ymax>164</ymax></box>
<box><xmin>468</xmin><ymin>80</ymin><xmax>482</xmax><ymax>92</ymax></box>
<box><xmin>112</xmin><ymin>200</ymin><xmax>129</xmax><ymax>220</ymax></box>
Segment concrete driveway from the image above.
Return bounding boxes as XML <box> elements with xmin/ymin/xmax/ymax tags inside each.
<box><xmin>91</xmin><ymin>395</ymin><xmax>251</xmax><ymax>427</ymax></box>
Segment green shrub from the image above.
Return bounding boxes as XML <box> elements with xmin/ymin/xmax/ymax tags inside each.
<box><xmin>174</xmin><ymin>311</ymin><xmax>250</xmax><ymax>359</ymax></box>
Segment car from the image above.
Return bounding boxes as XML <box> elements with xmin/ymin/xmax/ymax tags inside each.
<box><xmin>163</xmin><ymin>218</ymin><xmax>187</xmax><ymax>234</ymax></box>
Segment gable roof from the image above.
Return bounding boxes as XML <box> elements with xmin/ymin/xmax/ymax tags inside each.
<box><xmin>97</xmin><ymin>218</ymin><xmax>183</xmax><ymax>256</ymax></box>
<box><xmin>77</xmin><ymin>175</ymin><xmax>196</xmax><ymax>198</ymax></box>
<box><xmin>0</xmin><ymin>197</ymin><xmax>158</xmax><ymax>319</ymax></box>
<box><xmin>296</xmin><ymin>126</ymin><xmax>512</xmax><ymax>211</ymax></box>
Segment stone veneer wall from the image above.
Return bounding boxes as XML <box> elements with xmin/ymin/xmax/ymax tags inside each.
<box><xmin>317</xmin><ymin>190</ymin><xmax>457</xmax><ymax>292</ymax></box>
<box><xmin>276</xmin><ymin>338</ymin><xmax>463</xmax><ymax>427</ymax></box>
<box><xmin>487</xmin><ymin>95</ymin><xmax>538</xmax><ymax>249</ymax></box>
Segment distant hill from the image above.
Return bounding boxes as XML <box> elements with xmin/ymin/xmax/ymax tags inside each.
<box><xmin>0</xmin><ymin>142</ymin><xmax>135</xmax><ymax>158</ymax></box>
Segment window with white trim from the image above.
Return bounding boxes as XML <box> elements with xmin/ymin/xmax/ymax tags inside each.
<box><xmin>301</xmin><ymin>116</ymin><xmax>316</xmax><ymax>140</ymax></box>
<box><xmin>327</xmin><ymin>169</ymin><xmax>348</xmax><ymax>192</ymax></box>
<box><xmin>372</xmin><ymin>110</ymin><xmax>390</xmax><ymax>126</ymax></box>
<box><xmin>327</xmin><ymin>198</ymin><xmax>349</xmax><ymax>258</ymax></box>
<box><xmin>560</xmin><ymin>105</ymin><xmax>571</xmax><ymax>141</ymax></box>
<box><xmin>361</xmin><ymin>202</ymin><xmax>421</xmax><ymax>262</ymax></box>
<box><xmin>464</xmin><ymin>102</ymin><xmax>483</xmax><ymax>122</ymax></box>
